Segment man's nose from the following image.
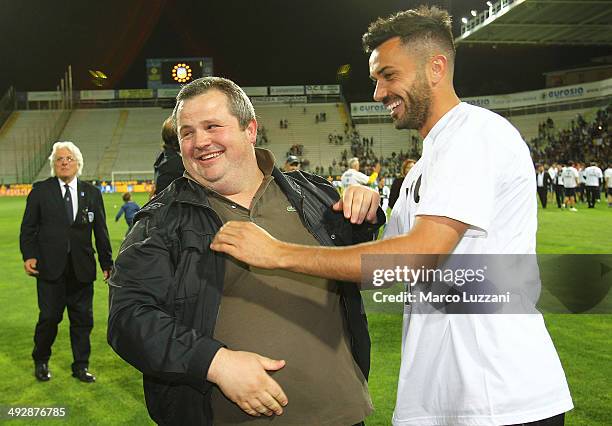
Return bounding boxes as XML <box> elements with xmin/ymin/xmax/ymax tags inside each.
<box><xmin>193</xmin><ymin>130</ymin><xmax>212</xmax><ymax>148</ymax></box>
<box><xmin>373</xmin><ymin>80</ymin><xmax>386</xmax><ymax>102</ymax></box>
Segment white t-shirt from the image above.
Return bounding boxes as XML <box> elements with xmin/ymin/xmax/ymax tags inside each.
<box><xmin>379</xmin><ymin>184</ymin><xmax>391</xmax><ymax>211</ymax></box>
<box><xmin>341</xmin><ymin>168</ymin><xmax>370</xmax><ymax>187</ymax></box>
<box><xmin>584</xmin><ymin>166</ymin><xmax>603</xmax><ymax>187</ymax></box>
<box><xmin>605</xmin><ymin>168</ymin><xmax>612</xmax><ymax>188</ymax></box>
<box><xmin>561</xmin><ymin>167</ymin><xmax>579</xmax><ymax>188</ymax></box>
<box><xmin>385</xmin><ymin>103</ymin><xmax>573</xmax><ymax>426</ymax></box>
<box><xmin>548</xmin><ymin>167</ymin><xmax>556</xmax><ymax>180</ymax></box>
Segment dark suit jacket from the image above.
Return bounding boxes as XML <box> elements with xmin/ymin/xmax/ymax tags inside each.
<box><xmin>536</xmin><ymin>171</ymin><xmax>552</xmax><ymax>188</ymax></box>
<box><xmin>20</xmin><ymin>177</ymin><xmax>113</xmax><ymax>283</ymax></box>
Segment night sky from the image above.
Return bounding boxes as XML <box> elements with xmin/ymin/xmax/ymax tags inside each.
<box><xmin>1</xmin><ymin>0</ymin><xmax>610</xmax><ymax>102</ymax></box>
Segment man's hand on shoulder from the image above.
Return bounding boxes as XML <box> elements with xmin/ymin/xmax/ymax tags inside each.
<box><xmin>24</xmin><ymin>258</ymin><xmax>39</xmax><ymax>276</ymax></box>
<box><xmin>207</xmin><ymin>348</ymin><xmax>288</xmax><ymax>417</ymax></box>
<box><xmin>333</xmin><ymin>184</ymin><xmax>380</xmax><ymax>224</ymax></box>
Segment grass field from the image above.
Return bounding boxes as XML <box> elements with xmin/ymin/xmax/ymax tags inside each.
<box><xmin>0</xmin><ymin>193</ymin><xmax>610</xmax><ymax>425</ymax></box>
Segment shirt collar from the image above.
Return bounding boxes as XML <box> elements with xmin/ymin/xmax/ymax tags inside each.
<box><xmin>58</xmin><ymin>176</ymin><xmax>77</xmax><ymax>190</ymax></box>
<box><xmin>424</xmin><ymin>102</ymin><xmax>465</xmax><ymax>144</ymax></box>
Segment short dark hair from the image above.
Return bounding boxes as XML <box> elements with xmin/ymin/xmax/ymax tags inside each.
<box><xmin>172</xmin><ymin>76</ymin><xmax>256</xmax><ymax>131</ymax></box>
<box><xmin>122</xmin><ymin>192</ymin><xmax>132</xmax><ymax>202</ymax></box>
<box><xmin>362</xmin><ymin>5</ymin><xmax>455</xmax><ymax>63</ymax></box>
<box><xmin>161</xmin><ymin>116</ymin><xmax>179</xmax><ymax>151</ymax></box>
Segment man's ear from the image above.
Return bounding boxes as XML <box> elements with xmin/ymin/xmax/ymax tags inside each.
<box><xmin>428</xmin><ymin>54</ymin><xmax>449</xmax><ymax>85</ymax></box>
<box><xmin>246</xmin><ymin>119</ymin><xmax>258</xmax><ymax>145</ymax></box>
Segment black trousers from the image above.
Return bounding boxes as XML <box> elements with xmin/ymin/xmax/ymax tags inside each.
<box><xmin>586</xmin><ymin>185</ymin><xmax>599</xmax><ymax>207</ymax></box>
<box><xmin>537</xmin><ymin>187</ymin><xmax>548</xmax><ymax>208</ymax></box>
<box><xmin>506</xmin><ymin>412</ymin><xmax>565</xmax><ymax>426</ymax></box>
<box><xmin>554</xmin><ymin>185</ymin><xmax>564</xmax><ymax>207</ymax></box>
<box><xmin>32</xmin><ymin>257</ymin><xmax>93</xmax><ymax>371</ymax></box>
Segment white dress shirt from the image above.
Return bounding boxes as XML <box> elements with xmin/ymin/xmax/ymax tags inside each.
<box><xmin>58</xmin><ymin>177</ymin><xmax>78</xmax><ymax>222</ymax></box>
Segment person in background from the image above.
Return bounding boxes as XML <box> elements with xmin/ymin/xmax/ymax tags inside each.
<box><xmin>377</xmin><ymin>177</ymin><xmax>391</xmax><ymax>212</ymax></box>
<box><xmin>115</xmin><ymin>192</ymin><xmax>140</xmax><ymax>234</ymax></box>
<box><xmin>282</xmin><ymin>155</ymin><xmax>301</xmax><ymax>172</ymax></box>
<box><xmin>562</xmin><ymin>161</ymin><xmax>580</xmax><ymax>211</ymax></box>
<box><xmin>151</xmin><ymin>116</ymin><xmax>185</xmax><ymax>197</ymax></box>
<box><xmin>583</xmin><ymin>161</ymin><xmax>603</xmax><ymax>208</ymax></box>
<box><xmin>553</xmin><ymin>163</ymin><xmax>565</xmax><ymax>208</ymax></box>
<box><xmin>341</xmin><ymin>157</ymin><xmax>380</xmax><ymax>188</ymax></box>
<box><xmin>536</xmin><ymin>164</ymin><xmax>552</xmax><ymax>209</ymax></box>
<box><xmin>389</xmin><ymin>158</ymin><xmax>416</xmax><ymax>209</ymax></box>
<box><xmin>20</xmin><ymin>141</ymin><xmax>112</xmax><ymax>383</ymax></box>
<box><xmin>605</xmin><ymin>163</ymin><xmax>612</xmax><ymax>207</ymax></box>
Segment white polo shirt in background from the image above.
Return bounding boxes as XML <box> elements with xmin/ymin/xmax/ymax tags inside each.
<box><xmin>385</xmin><ymin>102</ymin><xmax>573</xmax><ymax>426</ymax></box>
<box><xmin>584</xmin><ymin>165</ymin><xmax>603</xmax><ymax>187</ymax></box>
<box><xmin>605</xmin><ymin>167</ymin><xmax>612</xmax><ymax>188</ymax></box>
<box><xmin>341</xmin><ymin>168</ymin><xmax>372</xmax><ymax>187</ymax></box>
<box><xmin>561</xmin><ymin>166</ymin><xmax>579</xmax><ymax>188</ymax></box>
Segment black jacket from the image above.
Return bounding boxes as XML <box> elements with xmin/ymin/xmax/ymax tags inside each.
<box><xmin>153</xmin><ymin>148</ymin><xmax>185</xmax><ymax>195</ymax></box>
<box><xmin>108</xmin><ymin>168</ymin><xmax>385</xmax><ymax>425</ymax></box>
<box><xmin>19</xmin><ymin>177</ymin><xmax>113</xmax><ymax>282</ymax></box>
<box><xmin>536</xmin><ymin>171</ymin><xmax>553</xmax><ymax>188</ymax></box>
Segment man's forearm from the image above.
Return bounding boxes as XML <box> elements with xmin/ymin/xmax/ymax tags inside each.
<box><xmin>211</xmin><ymin>216</ymin><xmax>466</xmax><ymax>283</ymax></box>
<box><xmin>276</xmin><ymin>218</ymin><xmax>463</xmax><ymax>283</ymax></box>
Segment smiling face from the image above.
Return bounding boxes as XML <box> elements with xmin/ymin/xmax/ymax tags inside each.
<box><xmin>176</xmin><ymin>90</ymin><xmax>258</xmax><ymax>194</ymax></box>
<box><xmin>53</xmin><ymin>147</ymin><xmax>79</xmax><ymax>183</ymax></box>
<box><xmin>369</xmin><ymin>37</ymin><xmax>432</xmax><ymax>132</ymax></box>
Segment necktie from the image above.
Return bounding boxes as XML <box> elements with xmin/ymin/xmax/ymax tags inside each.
<box><xmin>64</xmin><ymin>184</ymin><xmax>74</xmax><ymax>225</ymax></box>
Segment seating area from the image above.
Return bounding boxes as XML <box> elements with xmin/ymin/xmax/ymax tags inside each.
<box><xmin>34</xmin><ymin>108</ymin><xmax>171</xmax><ymax>182</ymax></box>
<box><xmin>0</xmin><ymin>101</ymin><xmax>606</xmax><ymax>184</ymax></box>
<box><xmin>0</xmin><ymin>110</ymin><xmax>67</xmax><ymax>183</ymax></box>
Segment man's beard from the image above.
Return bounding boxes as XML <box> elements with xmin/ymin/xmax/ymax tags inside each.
<box><xmin>394</xmin><ymin>75</ymin><xmax>432</xmax><ymax>131</ymax></box>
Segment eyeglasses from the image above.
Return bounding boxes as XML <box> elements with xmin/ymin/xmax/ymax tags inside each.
<box><xmin>55</xmin><ymin>156</ymin><xmax>75</xmax><ymax>163</ymax></box>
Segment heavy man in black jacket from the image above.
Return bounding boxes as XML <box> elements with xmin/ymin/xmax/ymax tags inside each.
<box><xmin>20</xmin><ymin>141</ymin><xmax>113</xmax><ymax>383</ymax></box>
<box><xmin>108</xmin><ymin>77</ymin><xmax>384</xmax><ymax>425</ymax></box>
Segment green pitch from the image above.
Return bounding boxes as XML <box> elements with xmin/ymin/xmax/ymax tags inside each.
<box><xmin>0</xmin><ymin>193</ymin><xmax>610</xmax><ymax>425</ymax></box>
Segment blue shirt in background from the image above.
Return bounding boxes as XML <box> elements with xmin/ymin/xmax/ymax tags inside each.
<box><xmin>115</xmin><ymin>201</ymin><xmax>140</xmax><ymax>226</ymax></box>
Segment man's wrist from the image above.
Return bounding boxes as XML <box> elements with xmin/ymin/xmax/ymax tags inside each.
<box><xmin>207</xmin><ymin>347</ymin><xmax>228</xmax><ymax>384</ymax></box>
<box><xmin>276</xmin><ymin>242</ymin><xmax>294</xmax><ymax>269</ymax></box>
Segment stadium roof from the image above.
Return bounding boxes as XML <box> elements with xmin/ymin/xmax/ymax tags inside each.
<box><xmin>455</xmin><ymin>0</ymin><xmax>612</xmax><ymax>46</ymax></box>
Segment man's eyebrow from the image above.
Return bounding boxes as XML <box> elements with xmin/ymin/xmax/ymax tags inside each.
<box><xmin>370</xmin><ymin>66</ymin><xmax>393</xmax><ymax>80</ymax></box>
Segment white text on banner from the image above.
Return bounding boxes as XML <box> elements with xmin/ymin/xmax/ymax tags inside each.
<box><xmin>269</xmin><ymin>86</ymin><xmax>305</xmax><ymax>95</ymax></box>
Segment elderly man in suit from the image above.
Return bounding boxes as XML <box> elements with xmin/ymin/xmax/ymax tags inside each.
<box><xmin>20</xmin><ymin>141</ymin><xmax>113</xmax><ymax>383</ymax></box>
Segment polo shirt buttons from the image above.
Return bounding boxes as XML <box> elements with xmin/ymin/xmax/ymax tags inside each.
<box><xmin>330</xmin><ymin>234</ymin><xmax>336</xmax><ymax>240</ymax></box>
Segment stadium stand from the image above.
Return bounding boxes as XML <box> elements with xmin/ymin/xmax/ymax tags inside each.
<box><xmin>0</xmin><ymin>98</ymin><xmax>607</xmax><ymax>185</ymax></box>
<box><xmin>0</xmin><ymin>110</ymin><xmax>68</xmax><ymax>184</ymax></box>
<box><xmin>33</xmin><ymin>108</ymin><xmax>169</xmax><ymax>182</ymax></box>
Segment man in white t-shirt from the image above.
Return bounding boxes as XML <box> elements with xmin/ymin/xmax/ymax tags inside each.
<box><xmin>561</xmin><ymin>161</ymin><xmax>580</xmax><ymax>212</ymax></box>
<box><xmin>341</xmin><ymin>157</ymin><xmax>380</xmax><ymax>188</ymax></box>
<box><xmin>378</xmin><ymin>178</ymin><xmax>391</xmax><ymax>212</ymax></box>
<box><xmin>211</xmin><ymin>6</ymin><xmax>572</xmax><ymax>425</ymax></box>
<box><xmin>583</xmin><ymin>162</ymin><xmax>603</xmax><ymax>208</ymax></box>
<box><xmin>605</xmin><ymin>165</ymin><xmax>612</xmax><ymax>207</ymax></box>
